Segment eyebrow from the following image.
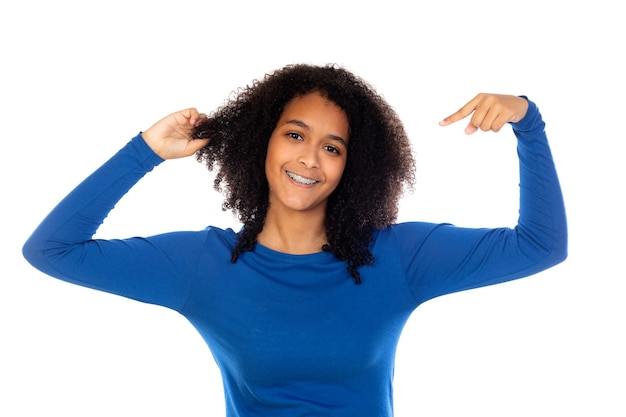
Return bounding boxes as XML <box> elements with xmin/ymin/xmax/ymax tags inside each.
<box><xmin>285</xmin><ymin>119</ymin><xmax>348</xmax><ymax>147</ymax></box>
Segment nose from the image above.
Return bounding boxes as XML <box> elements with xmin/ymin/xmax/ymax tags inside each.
<box><xmin>297</xmin><ymin>143</ymin><xmax>320</xmax><ymax>168</ymax></box>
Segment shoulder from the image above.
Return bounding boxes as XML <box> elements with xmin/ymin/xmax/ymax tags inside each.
<box><xmin>372</xmin><ymin>222</ymin><xmax>448</xmax><ymax>252</ymax></box>
<box><xmin>161</xmin><ymin>226</ymin><xmax>240</xmax><ymax>257</ymax></box>
<box><xmin>202</xmin><ymin>226</ymin><xmax>240</xmax><ymax>248</ymax></box>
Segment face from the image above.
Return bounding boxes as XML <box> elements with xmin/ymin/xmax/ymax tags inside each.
<box><xmin>265</xmin><ymin>92</ymin><xmax>349</xmax><ymax>216</ymax></box>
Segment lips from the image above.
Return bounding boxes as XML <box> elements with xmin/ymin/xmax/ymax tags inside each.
<box><xmin>286</xmin><ymin>171</ymin><xmax>318</xmax><ymax>185</ymax></box>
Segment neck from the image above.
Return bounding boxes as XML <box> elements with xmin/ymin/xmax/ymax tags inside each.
<box><xmin>257</xmin><ymin>207</ymin><xmax>328</xmax><ymax>254</ymax></box>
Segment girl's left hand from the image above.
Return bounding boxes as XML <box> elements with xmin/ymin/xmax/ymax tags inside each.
<box><xmin>439</xmin><ymin>93</ymin><xmax>529</xmax><ymax>134</ymax></box>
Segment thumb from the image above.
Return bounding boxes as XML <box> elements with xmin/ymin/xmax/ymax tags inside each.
<box><xmin>186</xmin><ymin>137</ymin><xmax>211</xmax><ymax>154</ymax></box>
<box><xmin>464</xmin><ymin>122</ymin><xmax>478</xmax><ymax>135</ymax></box>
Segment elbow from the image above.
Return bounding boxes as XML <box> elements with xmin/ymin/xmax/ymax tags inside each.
<box><xmin>22</xmin><ymin>234</ymin><xmax>54</xmax><ymax>276</ymax></box>
<box><xmin>542</xmin><ymin>228</ymin><xmax>568</xmax><ymax>270</ymax></box>
<box><xmin>518</xmin><ymin>223</ymin><xmax>568</xmax><ymax>273</ymax></box>
<box><xmin>552</xmin><ymin>232</ymin><xmax>568</xmax><ymax>266</ymax></box>
<box><xmin>548</xmin><ymin>243</ymin><xmax>568</xmax><ymax>269</ymax></box>
<box><xmin>22</xmin><ymin>236</ymin><xmax>44</xmax><ymax>271</ymax></box>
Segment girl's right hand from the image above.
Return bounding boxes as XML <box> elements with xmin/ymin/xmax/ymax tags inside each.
<box><xmin>141</xmin><ymin>108</ymin><xmax>210</xmax><ymax>160</ymax></box>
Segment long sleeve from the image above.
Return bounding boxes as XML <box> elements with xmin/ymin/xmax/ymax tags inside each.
<box><xmin>21</xmin><ymin>134</ymin><xmax>204</xmax><ymax>310</ymax></box>
<box><xmin>514</xmin><ymin>99</ymin><xmax>568</xmax><ymax>263</ymax></box>
<box><xmin>395</xmin><ymin>98</ymin><xmax>568</xmax><ymax>305</ymax></box>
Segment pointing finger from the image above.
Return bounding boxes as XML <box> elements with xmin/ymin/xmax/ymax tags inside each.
<box><xmin>439</xmin><ymin>95</ymin><xmax>480</xmax><ymax>127</ymax></box>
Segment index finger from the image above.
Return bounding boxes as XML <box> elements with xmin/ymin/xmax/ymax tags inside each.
<box><xmin>438</xmin><ymin>95</ymin><xmax>480</xmax><ymax>126</ymax></box>
<box><xmin>176</xmin><ymin>108</ymin><xmax>201</xmax><ymax>125</ymax></box>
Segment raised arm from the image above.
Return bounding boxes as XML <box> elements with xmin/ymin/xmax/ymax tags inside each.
<box><xmin>400</xmin><ymin>94</ymin><xmax>567</xmax><ymax>304</ymax></box>
<box><xmin>22</xmin><ymin>109</ymin><xmax>211</xmax><ymax>309</ymax></box>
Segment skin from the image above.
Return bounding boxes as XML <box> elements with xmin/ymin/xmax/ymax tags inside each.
<box><xmin>439</xmin><ymin>93</ymin><xmax>528</xmax><ymax>134</ymax></box>
<box><xmin>258</xmin><ymin>92</ymin><xmax>349</xmax><ymax>254</ymax></box>
<box><xmin>141</xmin><ymin>92</ymin><xmax>528</xmax><ymax>254</ymax></box>
<box><xmin>142</xmin><ymin>108</ymin><xmax>210</xmax><ymax>159</ymax></box>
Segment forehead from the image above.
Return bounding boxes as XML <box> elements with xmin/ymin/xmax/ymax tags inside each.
<box><xmin>284</xmin><ymin>91</ymin><xmax>338</xmax><ymax>110</ymax></box>
<box><xmin>280</xmin><ymin>92</ymin><xmax>348</xmax><ymax>130</ymax></box>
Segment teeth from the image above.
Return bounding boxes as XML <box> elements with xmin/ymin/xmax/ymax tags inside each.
<box><xmin>287</xmin><ymin>171</ymin><xmax>318</xmax><ymax>185</ymax></box>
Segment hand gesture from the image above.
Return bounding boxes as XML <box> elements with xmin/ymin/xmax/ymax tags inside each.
<box><xmin>141</xmin><ymin>108</ymin><xmax>210</xmax><ymax>159</ymax></box>
<box><xmin>439</xmin><ymin>94</ymin><xmax>529</xmax><ymax>134</ymax></box>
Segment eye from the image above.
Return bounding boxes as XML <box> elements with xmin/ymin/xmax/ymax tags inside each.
<box><xmin>287</xmin><ymin>132</ymin><xmax>303</xmax><ymax>141</ymax></box>
<box><xmin>324</xmin><ymin>145</ymin><xmax>340</xmax><ymax>154</ymax></box>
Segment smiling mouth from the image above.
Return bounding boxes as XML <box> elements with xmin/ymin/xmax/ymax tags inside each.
<box><xmin>286</xmin><ymin>171</ymin><xmax>318</xmax><ymax>185</ymax></box>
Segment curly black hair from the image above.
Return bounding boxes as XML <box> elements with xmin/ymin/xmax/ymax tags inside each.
<box><xmin>192</xmin><ymin>63</ymin><xmax>415</xmax><ymax>284</ymax></box>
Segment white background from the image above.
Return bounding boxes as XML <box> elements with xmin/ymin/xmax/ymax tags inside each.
<box><xmin>1</xmin><ymin>1</ymin><xmax>624</xmax><ymax>416</ymax></box>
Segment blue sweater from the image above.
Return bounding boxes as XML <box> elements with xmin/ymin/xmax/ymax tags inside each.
<box><xmin>23</xmin><ymin>99</ymin><xmax>567</xmax><ymax>416</ymax></box>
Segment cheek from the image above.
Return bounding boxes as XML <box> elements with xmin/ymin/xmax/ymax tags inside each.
<box><xmin>329</xmin><ymin>159</ymin><xmax>348</xmax><ymax>186</ymax></box>
<box><xmin>264</xmin><ymin>139</ymin><xmax>280</xmax><ymax>172</ymax></box>
<box><xmin>264</xmin><ymin>155</ymin><xmax>278</xmax><ymax>188</ymax></box>
<box><xmin>264</xmin><ymin>140</ymin><xmax>289</xmax><ymax>188</ymax></box>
